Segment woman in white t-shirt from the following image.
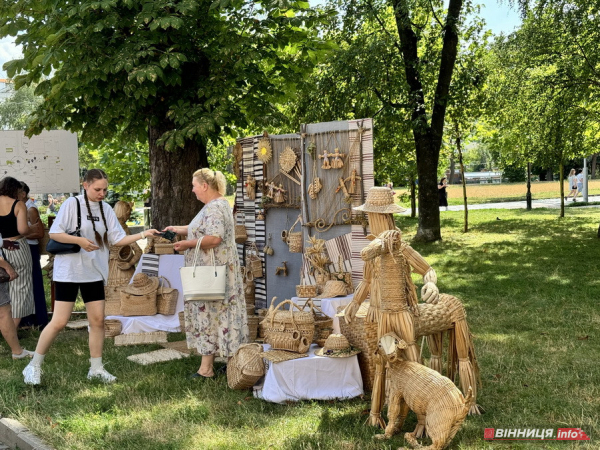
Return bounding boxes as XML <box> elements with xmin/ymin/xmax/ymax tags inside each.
<box><xmin>23</xmin><ymin>169</ymin><xmax>158</xmax><ymax>385</ymax></box>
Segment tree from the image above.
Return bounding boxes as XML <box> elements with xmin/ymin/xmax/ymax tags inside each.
<box><xmin>0</xmin><ymin>84</ymin><xmax>42</xmax><ymax>130</ymax></box>
<box><xmin>1</xmin><ymin>0</ymin><xmax>334</xmax><ymax>228</ymax></box>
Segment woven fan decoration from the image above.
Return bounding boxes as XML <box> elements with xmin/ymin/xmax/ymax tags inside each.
<box><xmin>279</xmin><ymin>146</ymin><xmax>297</xmax><ymax>173</ymax></box>
<box><xmin>256</xmin><ymin>132</ymin><xmax>272</xmax><ymax>163</ymax></box>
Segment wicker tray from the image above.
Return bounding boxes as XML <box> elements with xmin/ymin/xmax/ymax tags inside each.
<box><xmin>114</xmin><ymin>331</ymin><xmax>168</xmax><ymax>346</ymax></box>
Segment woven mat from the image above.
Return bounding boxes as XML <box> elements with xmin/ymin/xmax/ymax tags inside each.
<box><xmin>114</xmin><ymin>331</ymin><xmax>168</xmax><ymax>346</ymax></box>
<box><xmin>161</xmin><ymin>340</ymin><xmax>196</xmax><ymax>355</ymax></box>
<box><xmin>127</xmin><ymin>348</ymin><xmax>189</xmax><ymax>365</ymax></box>
<box><xmin>260</xmin><ymin>350</ymin><xmax>308</xmax><ymax>363</ymax></box>
<box><xmin>65</xmin><ymin>320</ymin><xmax>89</xmax><ymax>329</ymax></box>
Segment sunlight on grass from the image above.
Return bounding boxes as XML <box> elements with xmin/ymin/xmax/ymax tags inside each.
<box><xmin>3</xmin><ymin>207</ymin><xmax>599</xmax><ymax>449</ymax></box>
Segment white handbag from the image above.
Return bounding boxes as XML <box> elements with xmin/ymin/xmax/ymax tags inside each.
<box><xmin>180</xmin><ymin>237</ymin><xmax>226</xmax><ymax>301</ymax></box>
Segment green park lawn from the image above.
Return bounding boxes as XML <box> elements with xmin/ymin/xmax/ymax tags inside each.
<box><xmin>1</xmin><ymin>208</ymin><xmax>598</xmax><ymax>449</ymax></box>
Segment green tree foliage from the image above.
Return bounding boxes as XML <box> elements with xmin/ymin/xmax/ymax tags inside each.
<box><xmin>481</xmin><ymin>1</ymin><xmax>599</xmax><ymax>216</ymax></box>
<box><xmin>0</xmin><ymin>84</ymin><xmax>42</xmax><ymax>130</ymax></box>
<box><xmin>0</xmin><ymin>0</ymin><xmax>334</xmax><ymax>227</ymax></box>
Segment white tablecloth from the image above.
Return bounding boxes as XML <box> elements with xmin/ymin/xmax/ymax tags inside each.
<box><xmin>254</xmin><ymin>344</ymin><xmax>363</xmax><ymax>403</ymax></box>
<box><xmin>291</xmin><ymin>294</ymin><xmax>353</xmax><ymax>334</ymax></box>
<box><xmin>106</xmin><ymin>254</ymin><xmax>185</xmax><ymax>334</ymax></box>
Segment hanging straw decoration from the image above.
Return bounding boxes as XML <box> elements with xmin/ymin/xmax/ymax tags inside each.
<box><xmin>256</xmin><ymin>131</ymin><xmax>272</xmax><ymax>163</ymax></box>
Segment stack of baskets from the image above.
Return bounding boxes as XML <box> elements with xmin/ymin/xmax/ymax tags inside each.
<box><xmin>338</xmin><ymin>302</ymin><xmax>378</xmax><ymax>391</ymax></box>
<box><xmin>261</xmin><ymin>299</ymin><xmax>315</xmax><ymax>354</ymax></box>
<box><xmin>118</xmin><ymin>274</ymin><xmax>179</xmax><ymax>317</ymax></box>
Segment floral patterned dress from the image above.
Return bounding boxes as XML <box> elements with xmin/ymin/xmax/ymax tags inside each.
<box><xmin>184</xmin><ymin>198</ymin><xmax>248</xmax><ymax>357</ymax></box>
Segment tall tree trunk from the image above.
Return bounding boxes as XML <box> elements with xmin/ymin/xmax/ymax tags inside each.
<box><xmin>559</xmin><ymin>161</ymin><xmax>564</xmax><ymax>218</ymax></box>
<box><xmin>392</xmin><ymin>0</ymin><xmax>463</xmax><ymax>242</ymax></box>
<box><xmin>546</xmin><ymin>167</ymin><xmax>553</xmax><ymax>182</ymax></box>
<box><xmin>148</xmin><ymin>123</ymin><xmax>208</xmax><ymax>229</ymax></box>
<box><xmin>410</xmin><ymin>178</ymin><xmax>416</xmax><ymax>218</ymax></box>
<box><xmin>591</xmin><ymin>153</ymin><xmax>597</xmax><ymax>179</ymax></box>
<box><xmin>456</xmin><ymin>126</ymin><xmax>468</xmax><ymax>232</ymax></box>
<box><xmin>449</xmin><ymin>153</ymin><xmax>456</xmax><ymax>184</ymax></box>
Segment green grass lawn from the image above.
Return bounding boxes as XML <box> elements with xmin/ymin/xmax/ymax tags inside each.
<box><xmin>2</xmin><ymin>208</ymin><xmax>598</xmax><ymax>449</ymax></box>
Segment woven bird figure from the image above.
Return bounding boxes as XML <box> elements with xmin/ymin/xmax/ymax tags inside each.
<box><xmin>374</xmin><ymin>333</ymin><xmax>472</xmax><ymax>450</ymax></box>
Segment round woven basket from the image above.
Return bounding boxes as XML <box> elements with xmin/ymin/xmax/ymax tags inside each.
<box><xmin>104</xmin><ymin>319</ymin><xmax>122</xmax><ymax>337</ymax></box>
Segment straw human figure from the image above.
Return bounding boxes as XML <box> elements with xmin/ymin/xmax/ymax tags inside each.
<box><xmin>344</xmin><ymin>187</ymin><xmax>480</xmax><ymax>435</ymax></box>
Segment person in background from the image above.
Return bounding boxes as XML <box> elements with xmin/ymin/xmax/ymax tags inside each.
<box><xmin>438</xmin><ymin>177</ymin><xmax>449</xmax><ymax>211</ymax></box>
<box><xmin>18</xmin><ymin>182</ymin><xmax>48</xmax><ymax>329</ymax></box>
<box><xmin>164</xmin><ymin>168</ymin><xmax>247</xmax><ymax>379</ymax></box>
<box><xmin>565</xmin><ymin>169</ymin><xmax>577</xmax><ymax>201</ymax></box>
<box><xmin>22</xmin><ymin>169</ymin><xmax>158</xmax><ymax>385</ymax></box>
<box><xmin>0</xmin><ymin>235</ymin><xmax>34</xmax><ymax>359</ymax></box>
<box><xmin>0</xmin><ymin>177</ymin><xmax>37</xmax><ymax>328</ymax></box>
<box><xmin>47</xmin><ymin>194</ymin><xmax>59</xmax><ymax>213</ymax></box>
<box><xmin>574</xmin><ymin>169</ymin><xmax>584</xmax><ymax>202</ymax></box>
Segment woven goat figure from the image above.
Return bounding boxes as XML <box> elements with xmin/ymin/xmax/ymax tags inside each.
<box><xmin>344</xmin><ymin>187</ymin><xmax>480</xmax><ymax>437</ymax></box>
<box><xmin>374</xmin><ymin>333</ymin><xmax>472</xmax><ymax>450</ymax></box>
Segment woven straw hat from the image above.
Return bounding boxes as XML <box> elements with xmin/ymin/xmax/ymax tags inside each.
<box><xmin>314</xmin><ymin>334</ymin><xmax>360</xmax><ymax>358</ymax></box>
<box><xmin>316</xmin><ymin>280</ymin><xmax>347</xmax><ymax>299</ymax></box>
<box><xmin>353</xmin><ymin>187</ymin><xmax>406</xmax><ymax>214</ymax></box>
<box><xmin>122</xmin><ymin>273</ymin><xmax>159</xmax><ymax>295</ymax></box>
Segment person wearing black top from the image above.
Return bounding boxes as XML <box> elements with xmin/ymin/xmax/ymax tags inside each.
<box><xmin>438</xmin><ymin>177</ymin><xmax>449</xmax><ymax>211</ymax></box>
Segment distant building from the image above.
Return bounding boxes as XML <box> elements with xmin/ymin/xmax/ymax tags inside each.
<box><xmin>0</xmin><ymin>79</ymin><xmax>13</xmax><ymax>102</ymax></box>
<box><xmin>463</xmin><ymin>171</ymin><xmax>502</xmax><ymax>184</ymax></box>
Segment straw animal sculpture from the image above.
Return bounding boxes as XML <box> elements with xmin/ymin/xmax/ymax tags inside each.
<box><xmin>345</xmin><ymin>212</ymin><xmax>480</xmax><ymax>435</ymax></box>
<box><xmin>374</xmin><ymin>333</ymin><xmax>472</xmax><ymax>450</ymax></box>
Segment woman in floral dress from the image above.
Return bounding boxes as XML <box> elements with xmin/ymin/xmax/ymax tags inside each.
<box><xmin>165</xmin><ymin>168</ymin><xmax>247</xmax><ymax>378</ymax></box>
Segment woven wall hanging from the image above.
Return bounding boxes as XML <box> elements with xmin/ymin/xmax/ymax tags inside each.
<box><xmin>256</xmin><ymin>131</ymin><xmax>272</xmax><ymax>163</ymax></box>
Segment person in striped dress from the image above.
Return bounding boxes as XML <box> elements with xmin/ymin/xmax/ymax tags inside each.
<box><xmin>0</xmin><ymin>177</ymin><xmax>37</xmax><ymax>327</ymax></box>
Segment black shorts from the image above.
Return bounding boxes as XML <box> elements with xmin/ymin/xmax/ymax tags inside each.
<box><xmin>55</xmin><ymin>281</ymin><xmax>105</xmax><ymax>303</ymax></box>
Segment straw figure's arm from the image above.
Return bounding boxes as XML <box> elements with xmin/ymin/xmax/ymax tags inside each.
<box><xmin>344</xmin><ymin>260</ymin><xmax>373</xmax><ymax>324</ymax></box>
<box><xmin>402</xmin><ymin>244</ymin><xmax>439</xmax><ymax>304</ymax></box>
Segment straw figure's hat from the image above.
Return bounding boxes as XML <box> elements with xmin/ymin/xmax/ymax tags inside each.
<box><xmin>122</xmin><ymin>273</ymin><xmax>159</xmax><ymax>295</ymax></box>
<box><xmin>353</xmin><ymin>187</ymin><xmax>405</xmax><ymax>214</ymax></box>
<box><xmin>316</xmin><ymin>280</ymin><xmax>347</xmax><ymax>299</ymax></box>
<box><xmin>314</xmin><ymin>334</ymin><xmax>361</xmax><ymax>358</ymax></box>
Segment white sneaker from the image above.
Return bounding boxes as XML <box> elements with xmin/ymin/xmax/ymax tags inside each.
<box><xmin>87</xmin><ymin>367</ymin><xmax>117</xmax><ymax>383</ymax></box>
<box><xmin>23</xmin><ymin>364</ymin><xmax>42</xmax><ymax>385</ymax></box>
<box><xmin>12</xmin><ymin>348</ymin><xmax>34</xmax><ymax>360</ymax></box>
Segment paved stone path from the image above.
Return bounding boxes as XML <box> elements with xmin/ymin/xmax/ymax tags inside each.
<box><xmin>402</xmin><ymin>195</ymin><xmax>600</xmax><ymax>215</ymax></box>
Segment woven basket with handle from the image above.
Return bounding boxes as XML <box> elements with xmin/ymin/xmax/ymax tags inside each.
<box><xmin>154</xmin><ymin>243</ymin><xmax>174</xmax><ymax>255</ymax></box>
<box><xmin>247</xmin><ymin>316</ymin><xmax>259</xmax><ymax>341</ymax></box>
<box><xmin>227</xmin><ymin>343</ymin><xmax>265</xmax><ymax>390</ymax></box>
<box><xmin>246</xmin><ymin>242</ymin><xmax>263</xmax><ymax>278</ymax></box>
<box><xmin>262</xmin><ymin>298</ymin><xmax>314</xmax><ymax>353</ymax></box>
<box><xmin>302</xmin><ymin>299</ymin><xmax>334</xmax><ymax>347</ymax></box>
<box><xmin>120</xmin><ymin>291</ymin><xmax>157</xmax><ymax>316</ymax></box>
<box><xmin>156</xmin><ymin>276</ymin><xmax>178</xmax><ymax>315</ymax></box>
<box><xmin>287</xmin><ymin>216</ymin><xmax>303</xmax><ymax>253</ymax></box>
<box><xmin>104</xmin><ymin>285</ymin><xmax>122</xmax><ymax>316</ymax></box>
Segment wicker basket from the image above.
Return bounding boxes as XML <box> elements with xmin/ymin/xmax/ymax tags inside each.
<box><xmin>246</xmin><ymin>304</ymin><xmax>255</xmax><ymax>317</ymax></box>
<box><xmin>227</xmin><ymin>343</ymin><xmax>265</xmax><ymax>390</ymax></box>
<box><xmin>247</xmin><ymin>316</ymin><xmax>260</xmax><ymax>341</ymax></box>
<box><xmin>262</xmin><ymin>299</ymin><xmax>314</xmax><ymax>353</ymax></box>
<box><xmin>287</xmin><ymin>216</ymin><xmax>303</xmax><ymax>253</ymax></box>
<box><xmin>302</xmin><ymin>299</ymin><xmax>334</xmax><ymax>347</ymax></box>
<box><xmin>244</xmin><ymin>279</ymin><xmax>255</xmax><ymax>305</ymax></box>
<box><xmin>104</xmin><ymin>285</ymin><xmax>122</xmax><ymax>316</ymax></box>
<box><xmin>154</xmin><ymin>243</ymin><xmax>174</xmax><ymax>255</ymax></box>
<box><xmin>120</xmin><ymin>290</ymin><xmax>157</xmax><ymax>316</ymax></box>
<box><xmin>179</xmin><ymin>311</ymin><xmax>186</xmax><ymax>332</ymax></box>
<box><xmin>296</xmin><ymin>284</ymin><xmax>317</xmax><ymax>298</ymax></box>
<box><xmin>235</xmin><ymin>222</ymin><xmax>248</xmax><ymax>244</ymax></box>
<box><xmin>246</xmin><ymin>242</ymin><xmax>263</xmax><ymax>278</ymax></box>
<box><xmin>338</xmin><ymin>302</ymin><xmax>378</xmax><ymax>391</ymax></box>
<box><xmin>156</xmin><ymin>276</ymin><xmax>178</xmax><ymax>315</ymax></box>
<box><xmin>104</xmin><ymin>319</ymin><xmax>122</xmax><ymax>337</ymax></box>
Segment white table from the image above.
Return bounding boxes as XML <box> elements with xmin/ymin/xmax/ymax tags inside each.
<box><xmin>291</xmin><ymin>294</ymin><xmax>353</xmax><ymax>334</ymax></box>
<box><xmin>106</xmin><ymin>254</ymin><xmax>185</xmax><ymax>334</ymax></box>
<box><xmin>253</xmin><ymin>344</ymin><xmax>363</xmax><ymax>403</ymax></box>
